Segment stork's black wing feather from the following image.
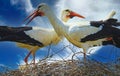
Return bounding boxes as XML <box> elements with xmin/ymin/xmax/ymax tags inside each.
<box><xmin>81</xmin><ymin>26</ymin><xmax>120</xmax><ymax>42</ymax></box>
<box><xmin>0</xmin><ymin>26</ymin><xmax>44</xmax><ymax>47</ymax></box>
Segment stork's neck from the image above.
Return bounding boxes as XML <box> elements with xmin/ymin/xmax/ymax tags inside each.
<box><xmin>45</xmin><ymin>8</ymin><xmax>68</xmax><ymax>36</ymax></box>
<box><xmin>45</xmin><ymin>8</ymin><xmax>83</xmax><ymax>48</ymax></box>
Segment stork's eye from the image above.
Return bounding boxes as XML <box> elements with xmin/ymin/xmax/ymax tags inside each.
<box><xmin>65</xmin><ymin>9</ymin><xmax>70</xmax><ymax>12</ymax></box>
<box><xmin>38</xmin><ymin>4</ymin><xmax>45</xmax><ymax>9</ymax></box>
<box><xmin>38</xmin><ymin>5</ymin><xmax>42</xmax><ymax>9</ymax></box>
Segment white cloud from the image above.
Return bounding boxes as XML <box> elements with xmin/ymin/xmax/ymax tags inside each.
<box><xmin>10</xmin><ymin>0</ymin><xmax>34</xmax><ymax>13</ymax></box>
<box><xmin>21</xmin><ymin>0</ymin><xmax>34</xmax><ymax>13</ymax></box>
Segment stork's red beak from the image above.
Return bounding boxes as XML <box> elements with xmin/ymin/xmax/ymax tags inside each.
<box><xmin>24</xmin><ymin>9</ymin><xmax>44</xmax><ymax>25</ymax></box>
<box><xmin>69</xmin><ymin>11</ymin><xmax>85</xmax><ymax>19</ymax></box>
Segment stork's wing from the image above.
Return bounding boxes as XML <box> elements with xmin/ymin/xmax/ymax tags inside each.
<box><xmin>0</xmin><ymin>26</ymin><xmax>44</xmax><ymax>47</ymax></box>
<box><xmin>0</xmin><ymin>26</ymin><xmax>32</xmax><ymax>32</ymax></box>
<box><xmin>81</xmin><ymin>26</ymin><xmax>120</xmax><ymax>42</ymax></box>
<box><xmin>68</xmin><ymin>26</ymin><xmax>97</xmax><ymax>43</ymax></box>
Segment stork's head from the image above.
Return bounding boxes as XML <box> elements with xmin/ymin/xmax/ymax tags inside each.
<box><xmin>24</xmin><ymin>3</ymin><xmax>49</xmax><ymax>25</ymax></box>
<box><xmin>61</xmin><ymin>9</ymin><xmax>85</xmax><ymax>22</ymax></box>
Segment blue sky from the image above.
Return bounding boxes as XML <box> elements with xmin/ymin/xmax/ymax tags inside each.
<box><xmin>0</xmin><ymin>0</ymin><xmax>120</xmax><ymax>69</ymax></box>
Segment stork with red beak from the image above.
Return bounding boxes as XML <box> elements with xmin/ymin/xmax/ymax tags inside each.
<box><xmin>62</xmin><ymin>9</ymin><xmax>120</xmax><ymax>48</ymax></box>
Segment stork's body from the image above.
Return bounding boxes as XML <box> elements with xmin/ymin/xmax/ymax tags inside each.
<box><xmin>27</xmin><ymin>3</ymin><xmax>116</xmax><ymax>61</ymax></box>
<box><xmin>20</xmin><ymin>27</ymin><xmax>61</xmax><ymax>64</ymax></box>
<box><xmin>0</xmin><ymin>26</ymin><xmax>60</xmax><ymax>64</ymax></box>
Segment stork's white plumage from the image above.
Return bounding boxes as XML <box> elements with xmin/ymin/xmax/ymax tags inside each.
<box><xmin>0</xmin><ymin>26</ymin><xmax>61</xmax><ymax>64</ymax></box>
<box><xmin>17</xmin><ymin>27</ymin><xmax>61</xmax><ymax>64</ymax></box>
<box><xmin>26</xmin><ymin>3</ymin><xmax>115</xmax><ymax>61</ymax></box>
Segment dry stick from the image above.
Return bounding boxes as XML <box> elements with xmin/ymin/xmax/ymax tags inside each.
<box><xmin>39</xmin><ymin>43</ymin><xmax>52</xmax><ymax>62</ymax></box>
<box><xmin>87</xmin><ymin>48</ymin><xmax>96</xmax><ymax>54</ymax></box>
<box><xmin>50</xmin><ymin>45</ymin><xmax>71</xmax><ymax>61</ymax></box>
<box><xmin>52</xmin><ymin>41</ymin><xmax>73</xmax><ymax>61</ymax></box>
<box><xmin>64</xmin><ymin>43</ymin><xmax>82</xmax><ymax>61</ymax></box>
<box><xmin>45</xmin><ymin>43</ymin><xmax>52</xmax><ymax>58</ymax></box>
<box><xmin>40</xmin><ymin>43</ymin><xmax>82</xmax><ymax>63</ymax></box>
<box><xmin>64</xmin><ymin>51</ymin><xmax>72</xmax><ymax>59</ymax></box>
<box><xmin>39</xmin><ymin>44</ymin><xmax>70</xmax><ymax>63</ymax></box>
<box><xmin>71</xmin><ymin>51</ymin><xmax>84</xmax><ymax>62</ymax></box>
<box><xmin>63</xmin><ymin>44</ymin><xmax>75</xmax><ymax>60</ymax></box>
<box><xmin>67</xmin><ymin>46</ymin><xmax>82</xmax><ymax>61</ymax></box>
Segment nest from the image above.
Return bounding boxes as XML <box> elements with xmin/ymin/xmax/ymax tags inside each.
<box><xmin>1</xmin><ymin>59</ymin><xmax>120</xmax><ymax>76</ymax></box>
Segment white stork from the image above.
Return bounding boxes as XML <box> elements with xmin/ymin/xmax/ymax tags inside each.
<box><xmin>0</xmin><ymin>26</ymin><xmax>61</xmax><ymax>64</ymax></box>
<box><xmin>17</xmin><ymin>27</ymin><xmax>63</xmax><ymax>64</ymax></box>
<box><xmin>25</xmin><ymin>3</ymin><xmax>116</xmax><ymax>61</ymax></box>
